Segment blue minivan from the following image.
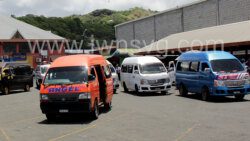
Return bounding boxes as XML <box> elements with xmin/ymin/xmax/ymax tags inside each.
<box><xmin>176</xmin><ymin>51</ymin><xmax>250</xmax><ymax>101</ymax></box>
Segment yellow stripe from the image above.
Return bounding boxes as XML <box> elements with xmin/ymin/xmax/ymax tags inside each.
<box><xmin>48</xmin><ymin>125</ymin><xmax>97</xmax><ymax>141</ymax></box>
<box><xmin>0</xmin><ymin>128</ymin><xmax>11</xmax><ymax>141</ymax></box>
<box><xmin>174</xmin><ymin>123</ymin><xmax>200</xmax><ymax>141</ymax></box>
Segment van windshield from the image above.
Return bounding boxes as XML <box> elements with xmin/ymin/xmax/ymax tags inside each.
<box><xmin>210</xmin><ymin>59</ymin><xmax>244</xmax><ymax>73</ymax></box>
<box><xmin>44</xmin><ymin>66</ymin><xmax>88</xmax><ymax>85</ymax></box>
<box><xmin>140</xmin><ymin>63</ymin><xmax>166</xmax><ymax>74</ymax></box>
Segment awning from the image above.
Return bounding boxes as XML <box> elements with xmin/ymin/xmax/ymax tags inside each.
<box><xmin>136</xmin><ymin>20</ymin><xmax>250</xmax><ymax>55</ymax></box>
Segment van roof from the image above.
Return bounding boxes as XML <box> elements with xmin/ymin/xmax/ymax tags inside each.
<box><xmin>177</xmin><ymin>51</ymin><xmax>237</xmax><ymax>61</ymax></box>
<box><xmin>50</xmin><ymin>55</ymin><xmax>106</xmax><ymax>68</ymax></box>
<box><xmin>122</xmin><ymin>56</ymin><xmax>162</xmax><ymax>65</ymax></box>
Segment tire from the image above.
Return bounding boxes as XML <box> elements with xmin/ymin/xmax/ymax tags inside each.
<box><xmin>113</xmin><ymin>89</ymin><xmax>117</xmax><ymax>94</ymax></box>
<box><xmin>123</xmin><ymin>82</ymin><xmax>128</xmax><ymax>92</ymax></box>
<box><xmin>135</xmin><ymin>85</ymin><xmax>139</xmax><ymax>95</ymax></box>
<box><xmin>235</xmin><ymin>94</ymin><xmax>245</xmax><ymax>101</ymax></box>
<box><xmin>104</xmin><ymin>101</ymin><xmax>112</xmax><ymax>111</ymax></box>
<box><xmin>201</xmin><ymin>87</ymin><xmax>210</xmax><ymax>101</ymax></box>
<box><xmin>3</xmin><ymin>86</ymin><xmax>10</xmax><ymax>95</ymax></box>
<box><xmin>161</xmin><ymin>91</ymin><xmax>167</xmax><ymax>95</ymax></box>
<box><xmin>24</xmin><ymin>84</ymin><xmax>30</xmax><ymax>92</ymax></box>
<box><xmin>179</xmin><ymin>84</ymin><xmax>188</xmax><ymax>96</ymax></box>
<box><xmin>91</xmin><ymin>100</ymin><xmax>99</xmax><ymax>120</ymax></box>
<box><xmin>46</xmin><ymin>114</ymin><xmax>57</xmax><ymax>122</ymax></box>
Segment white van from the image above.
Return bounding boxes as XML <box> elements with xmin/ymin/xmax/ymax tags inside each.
<box><xmin>107</xmin><ymin>61</ymin><xmax>119</xmax><ymax>93</ymax></box>
<box><xmin>120</xmin><ymin>56</ymin><xmax>171</xmax><ymax>94</ymax></box>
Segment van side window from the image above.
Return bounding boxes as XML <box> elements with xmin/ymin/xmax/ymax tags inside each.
<box><xmin>134</xmin><ymin>65</ymin><xmax>138</xmax><ymax>71</ymax></box>
<box><xmin>121</xmin><ymin>65</ymin><xmax>127</xmax><ymax>73</ymax></box>
<box><xmin>90</xmin><ymin>68</ymin><xmax>96</xmax><ymax>78</ymax></box>
<box><xmin>103</xmin><ymin>65</ymin><xmax>112</xmax><ymax>78</ymax></box>
<box><xmin>201</xmin><ymin>63</ymin><xmax>210</xmax><ymax>71</ymax></box>
<box><xmin>190</xmin><ymin>62</ymin><xmax>200</xmax><ymax>72</ymax></box>
<box><xmin>128</xmin><ymin>65</ymin><xmax>133</xmax><ymax>73</ymax></box>
<box><xmin>181</xmin><ymin>62</ymin><xmax>190</xmax><ymax>71</ymax></box>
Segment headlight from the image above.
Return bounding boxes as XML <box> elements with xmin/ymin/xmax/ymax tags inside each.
<box><xmin>140</xmin><ymin>79</ymin><xmax>148</xmax><ymax>85</ymax></box>
<box><xmin>245</xmin><ymin>79</ymin><xmax>250</xmax><ymax>85</ymax></box>
<box><xmin>214</xmin><ymin>80</ymin><xmax>225</xmax><ymax>87</ymax></box>
<box><xmin>40</xmin><ymin>95</ymin><xmax>49</xmax><ymax>100</ymax></box>
<box><xmin>79</xmin><ymin>93</ymin><xmax>91</xmax><ymax>100</ymax></box>
<box><xmin>165</xmin><ymin>78</ymin><xmax>170</xmax><ymax>83</ymax></box>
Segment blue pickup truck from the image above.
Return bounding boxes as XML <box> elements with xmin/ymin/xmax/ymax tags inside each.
<box><xmin>176</xmin><ymin>51</ymin><xmax>250</xmax><ymax>101</ymax></box>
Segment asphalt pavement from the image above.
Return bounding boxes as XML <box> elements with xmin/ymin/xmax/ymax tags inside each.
<box><xmin>0</xmin><ymin>86</ymin><xmax>250</xmax><ymax>141</ymax></box>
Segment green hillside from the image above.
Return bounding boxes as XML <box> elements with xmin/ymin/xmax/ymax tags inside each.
<box><xmin>17</xmin><ymin>8</ymin><xmax>157</xmax><ymax>48</ymax></box>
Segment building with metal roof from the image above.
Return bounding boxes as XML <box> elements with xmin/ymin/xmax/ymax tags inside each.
<box><xmin>0</xmin><ymin>14</ymin><xmax>66</xmax><ymax>67</ymax></box>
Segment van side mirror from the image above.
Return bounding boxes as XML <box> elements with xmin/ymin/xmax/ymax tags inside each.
<box><xmin>88</xmin><ymin>75</ymin><xmax>96</xmax><ymax>81</ymax></box>
<box><xmin>134</xmin><ymin>70</ymin><xmax>139</xmax><ymax>74</ymax></box>
<box><xmin>204</xmin><ymin>68</ymin><xmax>211</xmax><ymax>73</ymax></box>
<box><xmin>168</xmin><ymin>67</ymin><xmax>174</xmax><ymax>72</ymax></box>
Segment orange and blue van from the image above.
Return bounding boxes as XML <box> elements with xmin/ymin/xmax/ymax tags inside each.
<box><xmin>40</xmin><ymin>55</ymin><xmax>113</xmax><ymax>121</ymax></box>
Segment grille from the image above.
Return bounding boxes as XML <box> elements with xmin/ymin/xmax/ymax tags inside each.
<box><xmin>148</xmin><ymin>79</ymin><xmax>167</xmax><ymax>85</ymax></box>
<box><xmin>48</xmin><ymin>94</ymin><xmax>79</xmax><ymax>102</ymax></box>
<box><xmin>224</xmin><ymin>80</ymin><xmax>245</xmax><ymax>88</ymax></box>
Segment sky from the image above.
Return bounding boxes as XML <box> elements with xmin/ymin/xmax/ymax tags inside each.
<box><xmin>0</xmin><ymin>0</ymin><xmax>200</xmax><ymax>17</ymax></box>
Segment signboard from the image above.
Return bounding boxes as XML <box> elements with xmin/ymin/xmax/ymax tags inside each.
<box><xmin>233</xmin><ymin>51</ymin><xmax>246</xmax><ymax>55</ymax></box>
<box><xmin>12</xmin><ymin>53</ymin><xmax>26</xmax><ymax>61</ymax></box>
<box><xmin>2</xmin><ymin>53</ymin><xmax>27</xmax><ymax>62</ymax></box>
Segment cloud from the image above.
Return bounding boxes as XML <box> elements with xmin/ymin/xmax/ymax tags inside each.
<box><xmin>0</xmin><ymin>0</ymin><xmax>199</xmax><ymax>17</ymax></box>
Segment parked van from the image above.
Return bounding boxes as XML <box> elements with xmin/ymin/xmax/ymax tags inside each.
<box><xmin>168</xmin><ymin>61</ymin><xmax>176</xmax><ymax>85</ymax></box>
<box><xmin>107</xmin><ymin>61</ymin><xmax>119</xmax><ymax>93</ymax></box>
<box><xmin>0</xmin><ymin>63</ymin><xmax>33</xmax><ymax>95</ymax></box>
<box><xmin>40</xmin><ymin>55</ymin><xmax>113</xmax><ymax>121</ymax></box>
<box><xmin>34</xmin><ymin>64</ymin><xmax>50</xmax><ymax>88</ymax></box>
<box><xmin>176</xmin><ymin>51</ymin><xmax>250</xmax><ymax>101</ymax></box>
<box><xmin>120</xmin><ymin>56</ymin><xmax>171</xmax><ymax>94</ymax></box>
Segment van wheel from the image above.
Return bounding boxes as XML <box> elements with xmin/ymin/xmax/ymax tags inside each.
<box><xmin>201</xmin><ymin>87</ymin><xmax>210</xmax><ymax>101</ymax></box>
<box><xmin>179</xmin><ymin>84</ymin><xmax>188</xmax><ymax>96</ymax></box>
<box><xmin>24</xmin><ymin>84</ymin><xmax>30</xmax><ymax>92</ymax></box>
<box><xmin>161</xmin><ymin>91</ymin><xmax>167</xmax><ymax>95</ymax></box>
<box><xmin>123</xmin><ymin>82</ymin><xmax>128</xmax><ymax>92</ymax></box>
<box><xmin>3</xmin><ymin>86</ymin><xmax>10</xmax><ymax>95</ymax></box>
<box><xmin>46</xmin><ymin>114</ymin><xmax>57</xmax><ymax>122</ymax></box>
<box><xmin>104</xmin><ymin>101</ymin><xmax>112</xmax><ymax>111</ymax></box>
<box><xmin>91</xmin><ymin>100</ymin><xmax>99</xmax><ymax>120</ymax></box>
<box><xmin>235</xmin><ymin>94</ymin><xmax>245</xmax><ymax>101</ymax></box>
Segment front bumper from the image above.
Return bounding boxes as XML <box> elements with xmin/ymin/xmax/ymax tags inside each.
<box><xmin>40</xmin><ymin>100</ymin><xmax>91</xmax><ymax>114</ymax></box>
<box><xmin>138</xmin><ymin>83</ymin><xmax>171</xmax><ymax>92</ymax></box>
<box><xmin>212</xmin><ymin>85</ymin><xmax>250</xmax><ymax>96</ymax></box>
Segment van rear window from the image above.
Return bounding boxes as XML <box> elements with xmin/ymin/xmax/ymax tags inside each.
<box><xmin>210</xmin><ymin>59</ymin><xmax>244</xmax><ymax>73</ymax></box>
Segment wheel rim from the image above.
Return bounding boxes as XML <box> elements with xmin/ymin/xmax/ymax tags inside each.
<box><xmin>95</xmin><ymin>102</ymin><xmax>99</xmax><ymax>116</ymax></box>
<box><xmin>5</xmin><ymin>87</ymin><xmax>9</xmax><ymax>94</ymax></box>
<box><xmin>180</xmin><ymin>86</ymin><xmax>183</xmax><ymax>95</ymax></box>
<box><xmin>202</xmin><ymin>89</ymin><xmax>207</xmax><ymax>100</ymax></box>
<box><xmin>26</xmin><ymin>85</ymin><xmax>30</xmax><ymax>91</ymax></box>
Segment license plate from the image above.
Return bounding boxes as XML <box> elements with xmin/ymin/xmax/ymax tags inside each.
<box><xmin>155</xmin><ymin>88</ymin><xmax>162</xmax><ymax>90</ymax></box>
<box><xmin>59</xmin><ymin>109</ymin><xmax>69</xmax><ymax>113</ymax></box>
<box><xmin>233</xmin><ymin>91</ymin><xmax>241</xmax><ymax>94</ymax></box>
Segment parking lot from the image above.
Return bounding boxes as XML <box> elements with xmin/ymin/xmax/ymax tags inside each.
<box><xmin>0</xmin><ymin>86</ymin><xmax>250</xmax><ymax>141</ymax></box>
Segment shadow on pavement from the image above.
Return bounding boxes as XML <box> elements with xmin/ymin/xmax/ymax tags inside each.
<box><xmin>176</xmin><ymin>94</ymin><xmax>250</xmax><ymax>103</ymax></box>
<box><xmin>38</xmin><ymin>107</ymin><xmax>111</xmax><ymax>125</ymax></box>
<box><xmin>122</xmin><ymin>90</ymin><xmax>172</xmax><ymax>97</ymax></box>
